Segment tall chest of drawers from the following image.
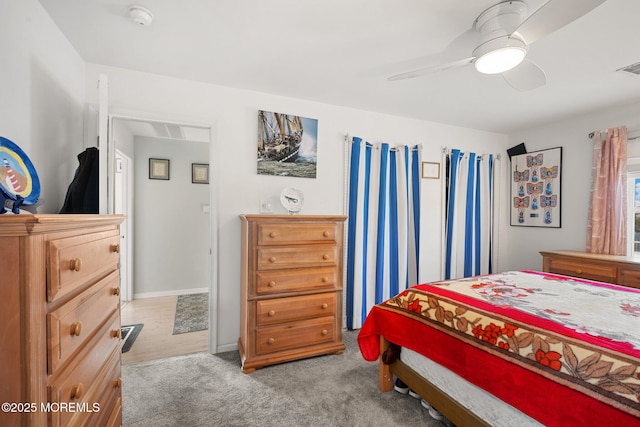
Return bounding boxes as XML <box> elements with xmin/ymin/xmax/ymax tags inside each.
<box><xmin>0</xmin><ymin>214</ymin><xmax>125</xmax><ymax>427</ymax></box>
<box><xmin>239</xmin><ymin>214</ymin><xmax>347</xmax><ymax>373</ymax></box>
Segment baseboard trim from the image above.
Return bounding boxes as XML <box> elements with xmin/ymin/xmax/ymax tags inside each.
<box><xmin>216</xmin><ymin>343</ymin><xmax>238</xmax><ymax>353</ymax></box>
<box><xmin>133</xmin><ymin>287</ymin><xmax>209</xmax><ymax>299</ymax></box>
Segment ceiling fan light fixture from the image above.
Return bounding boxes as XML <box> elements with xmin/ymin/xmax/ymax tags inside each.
<box><xmin>473</xmin><ymin>36</ymin><xmax>527</xmax><ymax>74</ymax></box>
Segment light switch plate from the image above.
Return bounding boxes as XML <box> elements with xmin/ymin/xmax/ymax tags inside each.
<box><xmin>259</xmin><ymin>200</ymin><xmax>273</xmax><ymax>213</ymax></box>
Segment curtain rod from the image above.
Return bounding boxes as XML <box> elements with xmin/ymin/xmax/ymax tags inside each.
<box><xmin>344</xmin><ymin>134</ymin><xmax>422</xmax><ymax>151</ymax></box>
<box><xmin>442</xmin><ymin>147</ymin><xmax>501</xmax><ymax>160</ymax></box>
<box><xmin>588</xmin><ymin>128</ymin><xmax>640</xmax><ymax>140</ymax></box>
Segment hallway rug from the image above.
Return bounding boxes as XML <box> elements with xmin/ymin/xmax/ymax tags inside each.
<box><xmin>121</xmin><ymin>323</ymin><xmax>144</xmax><ymax>353</ymax></box>
<box><xmin>172</xmin><ymin>293</ymin><xmax>209</xmax><ymax>334</ymax></box>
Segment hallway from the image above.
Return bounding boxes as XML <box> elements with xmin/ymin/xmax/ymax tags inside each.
<box><xmin>120</xmin><ymin>296</ymin><xmax>208</xmax><ymax>365</ymax></box>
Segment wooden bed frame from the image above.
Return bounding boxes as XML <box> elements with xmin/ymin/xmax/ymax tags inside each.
<box><xmin>379</xmin><ymin>336</ymin><xmax>491</xmax><ymax>427</ymax></box>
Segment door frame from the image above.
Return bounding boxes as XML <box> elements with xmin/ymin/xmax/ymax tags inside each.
<box><xmin>114</xmin><ymin>149</ymin><xmax>134</xmax><ymax>302</ymax></box>
<box><xmin>108</xmin><ymin>113</ymin><xmax>220</xmax><ymax>354</ymax></box>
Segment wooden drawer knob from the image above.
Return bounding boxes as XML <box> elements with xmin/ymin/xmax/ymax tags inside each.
<box><xmin>268</xmin><ymin>281</ymin><xmax>276</xmax><ymax>287</ymax></box>
<box><xmin>268</xmin><ymin>256</ymin><xmax>277</xmax><ymax>263</ymax></box>
<box><xmin>112</xmin><ymin>329</ymin><xmax>121</xmax><ymax>339</ymax></box>
<box><xmin>71</xmin><ymin>383</ymin><xmax>84</xmax><ymax>400</ymax></box>
<box><xmin>269</xmin><ymin>232</ymin><xmax>277</xmax><ymax>238</ymax></box>
<box><xmin>323</xmin><ymin>231</ymin><xmax>330</xmax><ymax>237</ymax></box>
<box><xmin>322</xmin><ymin>254</ymin><xmax>329</xmax><ymax>260</ymax></box>
<box><xmin>69</xmin><ymin>258</ymin><xmax>82</xmax><ymax>272</ymax></box>
<box><xmin>110</xmin><ymin>244</ymin><xmax>120</xmax><ymax>253</ymax></box>
<box><xmin>268</xmin><ymin>310</ymin><xmax>276</xmax><ymax>317</ymax></box>
<box><xmin>321</xmin><ymin>303</ymin><xmax>328</xmax><ymax>309</ymax></box>
<box><xmin>115</xmin><ymin>378</ymin><xmax>122</xmax><ymax>389</ymax></box>
<box><xmin>321</xmin><ymin>276</ymin><xmax>329</xmax><ymax>283</ymax></box>
<box><xmin>267</xmin><ymin>338</ymin><xmax>275</xmax><ymax>345</ymax></box>
<box><xmin>575</xmin><ymin>269</ymin><xmax>583</xmax><ymax>274</ymax></box>
<box><xmin>112</xmin><ymin>287</ymin><xmax>120</xmax><ymax>296</ymax></box>
<box><xmin>321</xmin><ymin>329</ymin><xmax>328</xmax><ymax>336</ymax></box>
<box><xmin>70</xmin><ymin>321</ymin><xmax>83</xmax><ymax>337</ymax></box>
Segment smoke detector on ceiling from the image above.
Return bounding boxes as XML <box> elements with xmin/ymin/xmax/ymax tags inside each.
<box><xmin>129</xmin><ymin>6</ymin><xmax>154</xmax><ymax>26</ymax></box>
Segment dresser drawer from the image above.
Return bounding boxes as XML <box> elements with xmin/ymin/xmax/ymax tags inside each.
<box><xmin>48</xmin><ymin>311</ymin><xmax>121</xmax><ymax>427</ymax></box>
<box><xmin>256</xmin><ymin>266</ymin><xmax>337</xmax><ymax>294</ymax></box>
<box><xmin>85</xmin><ymin>350</ymin><xmax>122</xmax><ymax>427</ymax></box>
<box><xmin>619</xmin><ymin>269</ymin><xmax>640</xmax><ymax>290</ymax></box>
<box><xmin>48</xmin><ymin>230</ymin><xmax>121</xmax><ymax>302</ymax></box>
<box><xmin>257</xmin><ymin>293</ymin><xmax>337</xmax><ymax>326</ymax></box>
<box><xmin>256</xmin><ymin>316</ymin><xmax>336</xmax><ymax>355</ymax></box>
<box><xmin>47</xmin><ymin>270</ymin><xmax>120</xmax><ymax>374</ymax></box>
<box><xmin>257</xmin><ymin>222</ymin><xmax>338</xmax><ymax>245</ymax></box>
<box><xmin>103</xmin><ymin>397</ymin><xmax>123</xmax><ymax>427</ymax></box>
<box><xmin>547</xmin><ymin>258</ymin><xmax>617</xmax><ymax>283</ymax></box>
<box><xmin>257</xmin><ymin>245</ymin><xmax>337</xmax><ymax>270</ymax></box>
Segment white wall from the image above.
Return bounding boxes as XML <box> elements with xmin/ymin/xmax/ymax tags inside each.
<box><xmin>133</xmin><ymin>136</ymin><xmax>210</xmax><ymax>297</ymax></box>
<box><xmin>504</xmin><ymin>99</ymin><xmax>640</xmax><ymax>271</ymax></box>
<box><xmin>112</xmin><ymin>118</ymin><xmax>135</xmax><ymax>159</ymax></box>
<box><xmin>84</xmin><ymin>63</ymin><xmax>508</xmax><ymax>350</ymax></box>
<box><xmin>0</xmin><ymin>0</ymin><xmax>86</xmax><ymax>213</ymax></box>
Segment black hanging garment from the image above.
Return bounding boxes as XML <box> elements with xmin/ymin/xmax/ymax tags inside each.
<box><xmin>59</xmin><ymin>147</ymin><xmax>99</xmax><ymax>213</ymax></box>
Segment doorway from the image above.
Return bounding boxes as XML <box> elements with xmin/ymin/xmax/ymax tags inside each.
<box><xmin>109</xmin><ymin>115</ymin><xmax>216</xmax><ymax>363</ymax></box>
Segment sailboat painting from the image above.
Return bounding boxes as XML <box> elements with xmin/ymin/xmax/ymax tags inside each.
<box><xmin>257</xmin><ymin>110</ymin><xmax>318</xmax><ymax>178</ymax></box>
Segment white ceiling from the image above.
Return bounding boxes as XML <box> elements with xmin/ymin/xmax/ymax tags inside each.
<box><xmin>38</xmin><ymin>0</ymin><xmax>640</xmax><ymax>134</ymax></box>
<box><xmin>113</xmin><ymin>117</ymin><xmax>210</xmax><ymax>142</ymax></box>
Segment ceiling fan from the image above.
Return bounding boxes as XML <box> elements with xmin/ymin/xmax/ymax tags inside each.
<box><xmin>388</xmin><ymin>0</ymin><xmax>607</xmax><ymax>91</ymax></box>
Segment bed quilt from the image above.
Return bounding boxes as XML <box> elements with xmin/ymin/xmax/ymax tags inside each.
<box><xmin>358</xmin><ymin>270</ymin><xmax>640</xmax><ymax>426</ymax></box>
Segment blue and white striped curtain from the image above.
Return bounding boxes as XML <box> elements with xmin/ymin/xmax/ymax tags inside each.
<box><xmin>444</xmin><ymin>149</ymin><xmax>497</xmax><ymax>279</ymax></box>
<box><xmin>346</xmin><ymin>136</ymin><xmax>421</xmax><ymax>329</ymax></box>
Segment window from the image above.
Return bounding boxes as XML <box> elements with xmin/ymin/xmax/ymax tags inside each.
<box><xmin>627</xmin><ymin>170</ymin><xmax>640</xmax><ymax>256</ymax></box>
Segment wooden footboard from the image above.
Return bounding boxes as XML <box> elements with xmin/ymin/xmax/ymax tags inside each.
<box><xmin>379</xmin><ymin>336</ymin><xmax>490</xmax><ymax>427</ymax></box>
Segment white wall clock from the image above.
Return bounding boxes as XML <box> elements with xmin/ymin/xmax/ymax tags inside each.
<box><xmin>280</xmin><ymin>187</ymin><xmax>304</xmax><ymax>214</ymax></box>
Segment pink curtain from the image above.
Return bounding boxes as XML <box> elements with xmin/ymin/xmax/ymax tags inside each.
<box><xmin>586</xmin><ymin>126</ymin><xmax>628</xmax><ymax>255</ymax></box>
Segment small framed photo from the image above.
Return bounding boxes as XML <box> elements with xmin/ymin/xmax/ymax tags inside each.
<box><xmin>422</xmin><ymin>161</ymin><xmax>440</xmax><ymax>179</ymax></box>
<box><xmin>149</xmin><ymin>158</ymin><xmax>170</xmax><ymax>180</ymax></box>
<box><xmin>192</xmin><ymin>163</ymin><xmax>209</xmax><ymax>184</ymax></box>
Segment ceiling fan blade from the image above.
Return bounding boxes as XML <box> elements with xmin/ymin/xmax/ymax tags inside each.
<box><xmin>386</xmin><ymin>27</ymin><xmax>478</xmax><ymax>82</ymax></box>
<box><xmin>441</xmin><ymin>29</ymin><xmax>480</xmax><ymax>62</ymax></box>
<box><xmin>513</xmin><ymin>0</ymin><xmax>606</xmax><ymax>45</ymax></box>
<box><xmin>387</xmin><ymin>57</ymin><xmax>474</xmax><ymax>81</ymax></box>
<box><xmin>502</xmin><ymin>59</ymin><xmax>546</xmax><ymax>91</ymax></box>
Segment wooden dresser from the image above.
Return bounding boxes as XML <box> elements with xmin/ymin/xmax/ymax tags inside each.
<box><xmin>0</xmin><ymin>214</ymin><xmax>125</xmax><ymax>427</ymax></box>
<box><xmin>239</xmin><ymin>214</ymin><xmax>347</xmax><ymax>373</ymax></box>
<box><xmin>540</xmin><ymin>250</ymin><xmax>640</xmax><ymax>290</ymax></box>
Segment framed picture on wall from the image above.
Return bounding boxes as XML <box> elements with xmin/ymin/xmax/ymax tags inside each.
<box><xmin>421</xmin><ymin>161</ymin><xmax>440</xmax><ymax>179</ymax></box>
<box><xmin>510</xmin><ymin>147</ymin><xmax>562</xmax><ymax>227</ymax></box>
<box><xmin>257</xmin><ymin>110</ymin><xmax>318</xmax><ymax>178</ymax></box>
<box><xmin>192</xmin><ymin>163</ymin><xmax>209</xmax><ymax>184</ymax></box>
<box><xmin>149</xmin><ymin>158</ymin><xmax>170</xmax><ymax>180</ymax></box>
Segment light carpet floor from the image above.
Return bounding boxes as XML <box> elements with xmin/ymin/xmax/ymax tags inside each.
<box><xmin>122</xmin><ymin>330</ymin><xmax>451</xmax><ymax>427</ymax></box>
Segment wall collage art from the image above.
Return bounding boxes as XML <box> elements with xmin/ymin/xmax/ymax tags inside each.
<box><xmin>510</xmin><ymin>147</ymin><xmax>562</xmax><ymax>228</ymax></box>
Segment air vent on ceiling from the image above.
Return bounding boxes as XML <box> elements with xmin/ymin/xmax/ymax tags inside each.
<box><xmin>151</xmin><ymin>122</ymin><xmax>185</xmax><ymax>140</ymax></box>
<box><xmin>617</xmin><ymin>61</ymin><xmax>640</xmax><ymax>75</ymax></box>
<box><xmin>166</xmin><ymin>124</ymin><xmax>185</xmax><ymax>140</ymax></box>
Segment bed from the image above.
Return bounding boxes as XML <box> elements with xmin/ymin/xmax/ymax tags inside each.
<box><xmin>357</xmin><ymin>270</ymin><xmax>640</xmax><ymax>426</ymax></box>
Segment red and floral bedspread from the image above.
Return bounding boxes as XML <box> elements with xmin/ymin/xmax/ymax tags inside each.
<box><xmin>358</xmin><ymin>270</ymin><xmax>640</xmax><ymax>426</ymax></box>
